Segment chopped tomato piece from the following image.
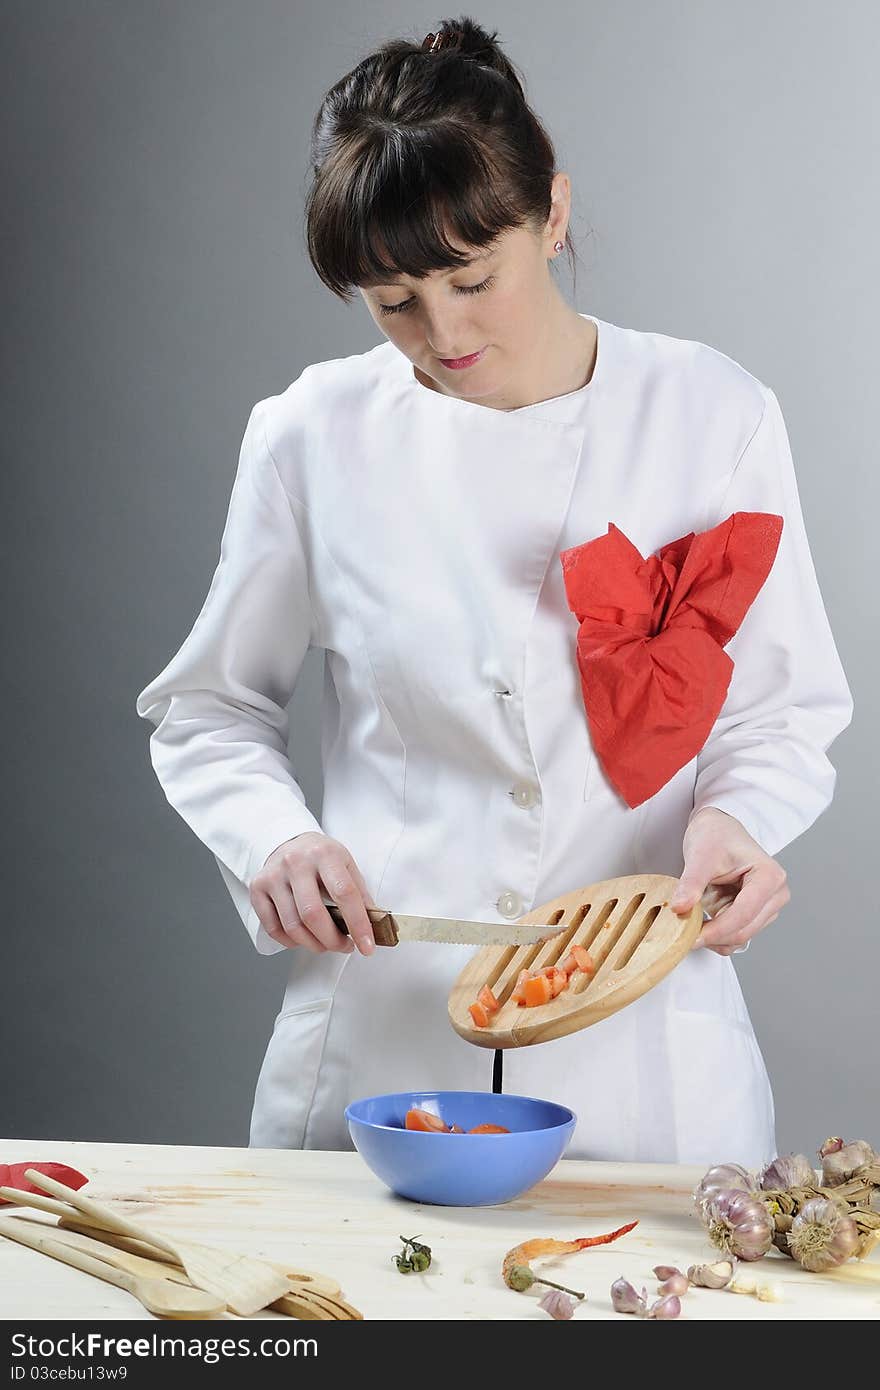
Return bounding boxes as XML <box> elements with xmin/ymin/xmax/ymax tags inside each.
<box><xmin>477</xmin><ymin>984</ymin><xmax>500</xmax><ymax>1014</ymax></box>
<box><xmin>560</xmin><ymin>952</ymin><xmax>579</xmax><ymax>976</ymax></box>
<box><xmin>468</xmin><ymin>1124</ymin><xmax>510</xmax><ymax>1134</ymax></box>
<box><xmin>549</xmin><ymin>968</ymin><xmax>568</xmax><ymax>997</ymax></box>
<box><xmin>469</xmin><ymin>1000</ymin><xmax>491</xmax><ymax>1028</ymax></box>
<box><xmin>571</xmin><ymin>944</ymin><xmax>596</xmax><ymax>974</ymax></box>
<box><xmin>523</xmin><ymin>973</ymin><xmax>553</xmax><ymax>1007</ymax></box>
<box><xmin>511</xmin><ymin>968</ymin><xmax>531</xmax><ymax>1004</ymax></box>
<box><xmin>405</xmin><ymin>1108</ymin><xmax>450</xmax><ymax>1133</ymax></box>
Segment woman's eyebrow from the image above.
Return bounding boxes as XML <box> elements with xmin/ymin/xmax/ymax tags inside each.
<box><xmin>364</xmin><ymin>248</ymin><xmax>496</xmax><ymax>289</ymax></box>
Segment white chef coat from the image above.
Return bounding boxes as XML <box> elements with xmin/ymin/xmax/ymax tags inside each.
<box><xmin>135</xmin><ymin>314</ymin><xmax>853</xmax><ymax>1168</ymax></box>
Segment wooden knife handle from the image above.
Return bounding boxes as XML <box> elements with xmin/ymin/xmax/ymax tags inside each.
<box><xmin>323</xmin><ymin>902</ymin><xmax>399</xmax><ymax>947</ymax></box>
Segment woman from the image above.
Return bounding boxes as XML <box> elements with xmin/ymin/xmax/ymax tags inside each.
<box><xmin>136</xmin><ymin>18</ymin><xmax>852</xmax><ymax>1166</ymax></box>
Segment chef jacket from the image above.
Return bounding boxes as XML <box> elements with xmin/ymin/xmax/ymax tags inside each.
<box><xmin>135</xmin><ymin>314</ymin><xmax>853</xmax><ymax>1166</ymax></box>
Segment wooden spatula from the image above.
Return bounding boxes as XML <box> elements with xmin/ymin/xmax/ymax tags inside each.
<box><xmin>448</xmin><ymin>873</ymin><xmax>703</xmax><ymax>1048</ymax></box>
<box><xmin>0</xmin><ymin>1214</ymin><xmax>224</xmax><ymax>1318</ymax></box>
<box><xmin>51</xmin><ymin>1225</ymin><xmax>363</xmax><ymax>1319</ymax></box>
<box><xmin>0</xmin><ymin>1187</ymin><xmax>359</xmax><ymax>1316</ymax></box>
<box><xmin>22</xmin><ymin>1168</ymin><xmax>289</xmax><ymax>1316</ymax></box>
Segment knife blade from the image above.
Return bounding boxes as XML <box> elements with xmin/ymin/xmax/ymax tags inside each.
<box><xmin>323</xmin><ymin>903</ymin><xmax>564</xmax><ymax>948</ymax></box>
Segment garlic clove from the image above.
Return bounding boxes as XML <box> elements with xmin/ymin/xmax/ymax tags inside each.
<box><xmin>610</xmin><ymin>1277</ymin><xmax>648</xmax><ymax>1316</ymax></box>
<box><xmin>687</xmin><ymin>1259</ymin><xmax>734</xmax><ymax>1289</ymax></box>
<box><xmin>652</xmin><ymin>1264</ymin><xmax>682</xmax><ymax>1281</ymax></box>
<box><xmin>728</xmin><ymin>1274</ymin><xmax>758</xmax><ymax>1295</ymax></box>
<box><xmin>658</xmin><ymin>1272</ymin><xmax>689</xmax><ymax>1297</ymax></box>
<box><xmin>538</xmin><ymin>1287</ymin><xmax>578</xmax><ymax>1320</ymax></box>
<box><xmin>756</xmin><ymin>1282</ymin><xmax>784</xmax><ymax>1302</ymax></box>
<box><xmin>648</xmin><ymin>1293</ymin><xmax>682</xmax><ymax>1319</ymax></box>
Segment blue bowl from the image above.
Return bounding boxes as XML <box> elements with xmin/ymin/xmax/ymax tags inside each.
<box><xmin>344</xmin><ymin>1090</ymin><xmax>576</xmax><ymax>1206</ymax></box>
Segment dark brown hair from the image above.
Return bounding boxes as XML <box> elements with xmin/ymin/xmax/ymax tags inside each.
<box><xmin>304</xmin><ymin>15</ymin><xmax>576</xmax><ymax>299</ymax></box>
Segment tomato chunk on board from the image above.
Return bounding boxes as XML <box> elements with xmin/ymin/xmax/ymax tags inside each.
<box><xmin>477</xmin><ymin>984</ymin><xmax>500</xmax><ymax>1014</ymax></box>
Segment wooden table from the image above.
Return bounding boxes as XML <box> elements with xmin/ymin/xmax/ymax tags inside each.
<box><xmin>1</xmin><ymin>1138</ymin><xmax>877</xmax><ymax>1320</ymax></box>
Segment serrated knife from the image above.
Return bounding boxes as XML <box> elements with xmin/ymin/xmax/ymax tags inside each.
<box><xmin>322</xmin><ymin>902</ymin><xmax>564</xmax><ymax>948</ymax></box>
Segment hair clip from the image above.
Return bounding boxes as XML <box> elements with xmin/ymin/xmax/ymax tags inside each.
<box><xmin>421</xmin><ymin>28</ymin><xmax>462</xmax><ymax>53</ymax></box>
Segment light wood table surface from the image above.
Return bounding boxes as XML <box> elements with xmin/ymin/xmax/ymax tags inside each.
<box><xmin>1</xmin><ymin>1138</ymin><xmax>877</xmax><ymax>1320</ymax></box>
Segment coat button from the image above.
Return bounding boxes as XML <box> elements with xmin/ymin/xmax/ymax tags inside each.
<box><xmin>510</xmin><ymin>780</ymin><xmax>539</xmax><ymax>809</ymax></box>
<box><xmin>497</xmin><ymin>890</ymin><xmax>524</xmax><ymax>919</ymax></box>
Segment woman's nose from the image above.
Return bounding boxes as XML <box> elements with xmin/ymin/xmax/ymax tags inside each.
<box><xmin>421</xmin><ymin>305</ymin><xmax>468</xmax><ymax>358</ymax></box>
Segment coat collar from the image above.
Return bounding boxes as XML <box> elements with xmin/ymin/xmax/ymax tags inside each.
<box><xmin>381</xmin><ymin>313</ymin><xmax>611</xmax><ymax>428</ymax></box>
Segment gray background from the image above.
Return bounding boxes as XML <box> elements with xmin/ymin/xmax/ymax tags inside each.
<box><xmin>3</xmin><ymin>2</ymin><xmax>875</xmax><ymax>1155</ymax></box>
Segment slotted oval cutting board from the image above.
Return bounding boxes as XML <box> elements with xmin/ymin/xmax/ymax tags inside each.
<box><xmin>448</xmin><ymin>874</ymin><xmax>704</xmax><ymax>1048</ymax></box>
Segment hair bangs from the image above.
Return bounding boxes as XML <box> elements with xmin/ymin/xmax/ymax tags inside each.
<box><xmin>306</xmin><ymin>124</ymin><xmax>527</xmax><ymax>299</ymax></box>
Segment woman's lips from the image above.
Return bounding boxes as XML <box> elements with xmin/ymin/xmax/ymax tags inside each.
<box><xmin>437</xmin><ymin>346</ymin><xmax>487</xmax><ymax>370</ymax></box>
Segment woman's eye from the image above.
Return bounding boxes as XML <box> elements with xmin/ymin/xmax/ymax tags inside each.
<box><xmin>378</xmin><ymin>275</ymin><xmax>496</xmax><ymax>317</ymax></box>
<box><xmin>455</xmin><ymin>274</ymin><xmax>496</xmax><ymax>297</ymax></box>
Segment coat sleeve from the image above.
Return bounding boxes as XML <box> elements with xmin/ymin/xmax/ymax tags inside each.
<box><xmin>690</xmin><ymin>385</ymin><xmax>853</xmax><ymax>856</ymax></box>
<box><xmin>135</xmin><ymin>399</ymin><xmax>323</xmax><ymax>954</ymax></box>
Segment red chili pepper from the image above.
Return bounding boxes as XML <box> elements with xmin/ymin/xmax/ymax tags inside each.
<box><xmin>502</xmin><ymin>1221</ymin><xmax>640</xmax><ymax>1289</ymax></box>
<box><xmin>0</xmin><ymin>1162</ymin><xmax>89</xmax><ymax>1204</ymax></box>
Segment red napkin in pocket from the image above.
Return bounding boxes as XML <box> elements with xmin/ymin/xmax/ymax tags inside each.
<box><xmin>560</xmin><ymin>512</ymin><xmax>783</xmax><ymax>808</ymax></box>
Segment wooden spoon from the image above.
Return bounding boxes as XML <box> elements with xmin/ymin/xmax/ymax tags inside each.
<box><xmin>0</xmin><ymin>1214</ymin><xmax>223</xmax><ymax>1319</ymax></box>
<box><xmin>21</xmin><ymin>1168</ymin><xmax>289</xmax><ymax>1316</ymax></box>
<box><xmin>10</xmin><ymin>1220</ymin><xmax>350</xmax><ymax>1321</ymax></box>
<box><xmin>50</xmin><ymin>1224</ymin><xmax>361</xmax><ymax>1317</ymax></box>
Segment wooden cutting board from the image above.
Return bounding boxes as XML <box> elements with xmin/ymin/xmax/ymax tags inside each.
<box><xmin>448</xmin><ymin>874</ymin><xmax>704</xmax><ymax>1048</ymax></box>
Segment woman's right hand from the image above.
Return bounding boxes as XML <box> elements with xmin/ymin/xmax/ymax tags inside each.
<box><xmin>249</xmin><ymin>832</ymin><xmax>378</xmax><ymax>955</ymax></box>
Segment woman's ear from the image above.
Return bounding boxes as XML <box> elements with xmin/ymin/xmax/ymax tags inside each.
<box><xmin>545</xmin><ymin>170</ymin><xmax>572</xmax><ymax>250</ymax></box>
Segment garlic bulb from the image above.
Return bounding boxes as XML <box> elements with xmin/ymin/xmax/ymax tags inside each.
<box><xmin>693</xmin><ymin>1163</ymin><xmax>756</xmax><ymax>1209</ymax></box>
<box><xmin>819</xmin><ymin>1139</ymin><xmax>876</xmax><ymax>1187</ymax></box>
<box><xmin>787</xmin><ymin>1197</ymin><xmax>861</xmax><ymax>1271</ymax></box>
<box><xmin>759</xmin><ymin>1153</ymin><xmax>816</xmax><ymax>1190</ymax></box>
<box><xmin>687</xmin><ymin>1260</ymin><xmax>734</xmax><ymax>1288</ymax></box>
<box><xmin>701</xmin><ymin>1189</ymin><xmax>774</xmax><ymax>1261</ymax></box>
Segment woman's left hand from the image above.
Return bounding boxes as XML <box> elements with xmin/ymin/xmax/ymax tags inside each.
<box><xmin>669</xmin><ymin>807</ymin><xmax>790</xmax><ymax>955</ymax></box>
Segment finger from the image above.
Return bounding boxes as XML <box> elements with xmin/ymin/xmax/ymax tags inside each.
<box><xmin>268</xmin><ymin>879</ymin><xmax>330</xmax><ymax>952</ymax></box>
<box><xmin>291</xmin><ymin>871</ymin><xmax>357</xmax><ymax>952</ymax></box>
<box><xmin>346</xmin><ymin>855</ymin><xmax>378</xmax><ymax>910</ymax></box>
<box><xmin>669</xmin><ymin>858</ymin><xmax>714</xmax><ymax>915</ymax></box>
<box><xmin>700</xmin><ymin>886</ymin><xmax>787</xmax><ymax>951</ymax></box>
<box><xmin>700</xmin><ymin>883</ymin><xmax>738</xmax><ymax>918</ymax></box>
<box><xmin>250</xmin><ymin>885</ymin><xmax>321</xmax><ymax>953</ymax></box>
<box><xmin>712</xmin><ymin>908</ymin><xmax>782</xmax><ymax>956</ymax></box>
<box><xmin>319</xmin><ymin>858</ymin><xmax>376</xmax><ymax>955</ymax></box>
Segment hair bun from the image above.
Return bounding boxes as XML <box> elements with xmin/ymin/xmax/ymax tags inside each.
<box><xmin>421</xmin><ymin>15</ymin><xmax>524</xmax><ymax>95</ymax></box>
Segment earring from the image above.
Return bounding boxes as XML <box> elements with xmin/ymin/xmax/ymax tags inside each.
<box><xmin>553</xmin><ymin>240</ymin><xmax>564</xmax><ymax>253</ymax></box>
